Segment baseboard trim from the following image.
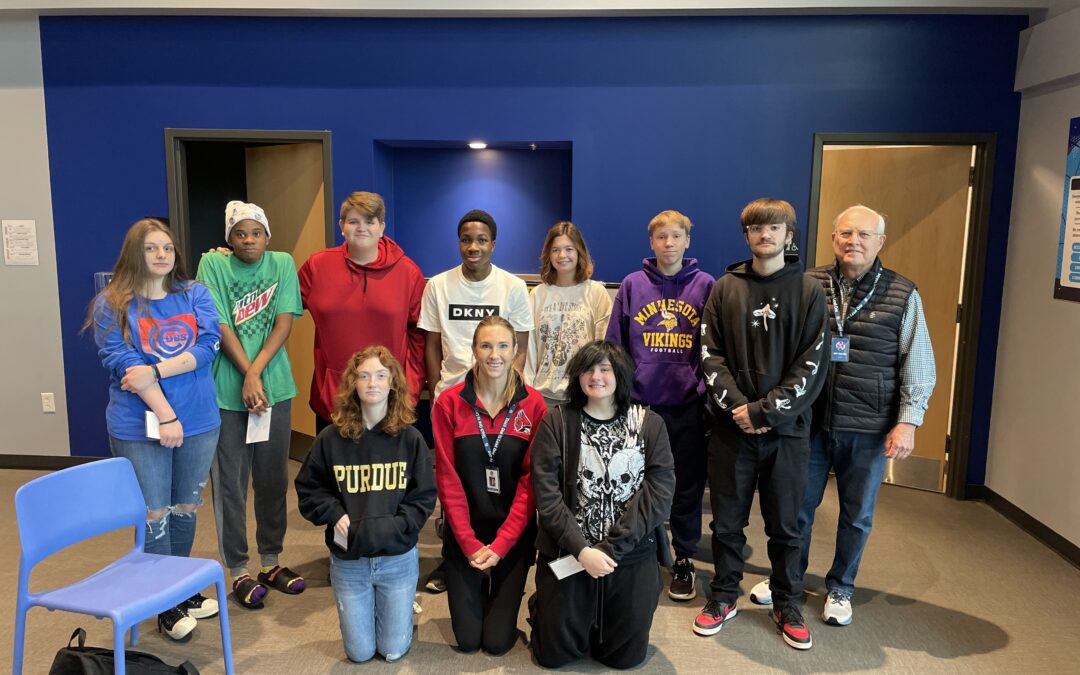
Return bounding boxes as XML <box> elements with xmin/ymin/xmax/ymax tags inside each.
<box><xmin>0</xmin><ymin>454</ymin><xmax>101</xmax><ymax>471</ymax></box>
<box><xmin>979</xmin><ymin>486</ymin><xmax>1080</xmax><ymax>570</ymax></box>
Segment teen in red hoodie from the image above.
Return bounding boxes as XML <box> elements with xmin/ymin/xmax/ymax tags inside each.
<box><xmin>299</xmin><ymin>192</ymin><xmax>426</xmax><ymax>430</ymax></box>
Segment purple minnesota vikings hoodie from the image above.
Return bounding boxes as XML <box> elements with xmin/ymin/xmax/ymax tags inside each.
<box><xmin>605</xmin><ymin>257</ymin><xmax>715</xmax><ymax>407</ymax></box>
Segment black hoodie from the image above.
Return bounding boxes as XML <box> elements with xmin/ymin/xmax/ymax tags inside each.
<box><xmin>700</xmin><ymin>255</ymin><xmax>829</xmax><ymax>437</ymax></box>
<box><xmin>295</xmin><ymin>423</ymin><xmax>436</xmax><ymax>559</ymax></box>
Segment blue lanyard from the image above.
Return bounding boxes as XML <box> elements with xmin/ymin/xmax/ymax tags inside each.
<box><xmin>473</xmin><ymin>402</ymin><xmax>516</xmax><ymax>465</ymax></box>
<box><xmin>830</xmin><ymin>270</ymin><xmax>881</xmax><ymax>337</ymax></box>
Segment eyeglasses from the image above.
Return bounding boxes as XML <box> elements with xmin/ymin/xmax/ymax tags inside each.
<box><xmin>746</xmin><ymin>223</ymin><xmax>786</xmax><ymax>236</ymax></box>
<box><xmin>835</xmin><ymin>229</ymin><xmax>883</xmax><ymax>242</ymax></box>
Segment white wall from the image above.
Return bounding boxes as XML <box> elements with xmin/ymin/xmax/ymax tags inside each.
<box><xmin>0</xmin><ymin>17</ymin><xmax>70</xmax><ymax>456</ymax></box>
<box><xmin>987</xmin><ymin>7</ymin><xmax>1080</xmax><ymax>546</ymax></box>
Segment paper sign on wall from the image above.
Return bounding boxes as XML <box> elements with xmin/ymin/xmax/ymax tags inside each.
<box><xmin>1056</xmin><ymin>118</ymin><xmax>1080</xmax><ymax>302</ymax></box>
<box><xmin>2</xmin><ymin>219</ymin><xmax>39</xmax><ymax>266</ymax></box>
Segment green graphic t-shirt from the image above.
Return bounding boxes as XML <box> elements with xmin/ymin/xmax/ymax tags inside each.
<box><xmin>196</xmin><ymin>250</ymin><xmax>303</xmax><ymax>411</ymax></box>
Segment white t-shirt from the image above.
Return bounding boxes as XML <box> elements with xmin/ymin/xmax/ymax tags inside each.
<box><xmin>418</xmin><ymin>264</ymin><xmax>533</xmax><ymax>397</ymax></box>
<box><xmin>525</xmin><ymin>280</ymin><xmax>613</xmax><ymax>402</ymax></box>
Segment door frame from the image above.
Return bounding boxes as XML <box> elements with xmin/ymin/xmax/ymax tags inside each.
<box><xmin>806</xmin><ymin>132</ymin><xmax>997</xmax><ymax>500</ymax></box>
<box><xmin>163</xmin><ymin>128</ymin><xmax>336</xmax><ymax>269</ymax></box>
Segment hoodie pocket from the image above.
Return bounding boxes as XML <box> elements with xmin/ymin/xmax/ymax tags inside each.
<box><xmin>350</xmin><ymin>515</ymin><xmax>408</xmax><ymax>557</ymax></box>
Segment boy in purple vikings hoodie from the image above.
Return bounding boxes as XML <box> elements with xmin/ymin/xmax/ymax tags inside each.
<box><xmin>605</xmin><ymin>210</ymin><xmax>715</xmax><ymax>602</ymax></box>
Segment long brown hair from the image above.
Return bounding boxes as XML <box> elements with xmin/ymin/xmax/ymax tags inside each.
<box><xmin>332</xmin><ymin>345</ymin><xmax>416</xmax><ymax>441</ymax></box>
<box><xmin>538</xmin><ymin>220</ymin><xmax>594</xmax><ymax>285</ymax></box>
<box><xmin>83</xmin><ymin>218</ymin><xmax>189</xmax><ymax>344</ymax></box>
<box><xmin>471</xmin><ymin>315</ymin><xmax>521</xmax><ymax>412</ymax></box>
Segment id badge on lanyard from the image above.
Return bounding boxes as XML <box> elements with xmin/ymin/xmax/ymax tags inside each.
<box><xmin>830</xmin><ymin>272</ymin><xmax>880</xmax><ymax>362</ymax></box>
<box><xmin>475</xmin><ymin>403</ymin><xmax>516</xmax><ymax>495</ymax></box>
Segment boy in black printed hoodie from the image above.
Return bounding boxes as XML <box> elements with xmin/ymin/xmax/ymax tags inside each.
<box><xmin>693</xmin><ymin>198</ymin><xmax>828</xmax><ymax>652</ymax></box>
<box><xmin>295</xmin><ymin>347</ymin><xmax>436</xmax><ymax>663</ymax></box>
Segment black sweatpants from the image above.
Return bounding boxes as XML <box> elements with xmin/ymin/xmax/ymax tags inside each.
<box><xmin>530</xmin><ymin>553</ymin><xmax>662</xmax><ymax>670</ymax></box>
<box><xmin>443</xmin><ymin>536</ymin><xmax>533</xmax><ymax>655</ymax></box>
<box><xmin>707</xmin><ymin>423</ymin><xmax>810</xmax><ymax>608</ymax></box>
<box><xmin>653</xmin><ymin>401</ymin><xmax>708</xmax><ymax>560</ymax></box>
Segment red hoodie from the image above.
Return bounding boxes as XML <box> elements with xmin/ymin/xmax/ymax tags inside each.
<box><xmin>299</xmin><ymin>237</ymin><xmax>426</xmax><ymax>418</ymax></box>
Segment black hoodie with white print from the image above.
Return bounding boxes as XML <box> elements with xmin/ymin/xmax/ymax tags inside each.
<box><xmin>700</xmin><ymin>254</ymin><xmax>829</xmax><ymax>437</ymax></box>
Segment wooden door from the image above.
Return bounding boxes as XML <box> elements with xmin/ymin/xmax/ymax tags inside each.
<box><xmin>245</xmin><ymin>143</ymin><xmax>327</xmax><ymax>437</ymax></box>
<box><xmin>815</xmin><ymin>145</ymin><xmax>972</xmax><ymax>492</ymax></box>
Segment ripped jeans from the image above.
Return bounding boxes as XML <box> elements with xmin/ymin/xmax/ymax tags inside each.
<box><xmin>109</xmin><ymin>428</ymin><xmax>219</xmax><ymax>557</ymax></box>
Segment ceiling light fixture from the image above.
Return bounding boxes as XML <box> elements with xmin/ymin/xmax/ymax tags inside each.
<box><xmin>468</xmin><ymin>141</ymin><xmax>488</xmax><ymax>150</ymax></box>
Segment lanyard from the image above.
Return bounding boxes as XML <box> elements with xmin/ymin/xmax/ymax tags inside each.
<box><xmin>474</xmin><ymin>402</ymin><xmax>517</xmax><ymax>465</ymax></box>
<box><xmin>830</xmin><ymin>270</ymin><xmax>881</xmax><ymax>337</ymax></box>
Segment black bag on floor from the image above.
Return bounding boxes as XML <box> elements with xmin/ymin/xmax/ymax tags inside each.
<box><xmin>49</xmin><ymin>627</ymin><xmax>200</xmax><ymax>675</ymax></box>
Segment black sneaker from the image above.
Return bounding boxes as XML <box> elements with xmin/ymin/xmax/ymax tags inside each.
<box><xmin>693</xmin><ymin>599</ymin><xmax>737</xmax><ymax>636</ymax></box>
<box><xmin>425</xmin><ymin>564</ymin><xmax>447</xmax><ymax>594</ymax></box>
<box><xmin>180</xmin><ymin>593</ymin><xmax>219</xmax><ymax>619</ymax></box>
<box><xmin>772</xmin><ymin>603</ymin><xmax>813</xmax><ymax>650</ymax></box>
<box><xmin>157</xmin><ymin>606</ymin><xmax>196</xmax><ymax>641</ymax></box>
<box><xmin>668</xmin><ymin>557</ymin><xmax>697</xmax><ymax>601</ymax></box>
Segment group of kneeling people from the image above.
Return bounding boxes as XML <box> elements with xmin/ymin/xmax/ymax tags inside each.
<box><xmin>296</xmin><ymin>324</ymin><xmax>669</xmax><ymax>668</ymax></box>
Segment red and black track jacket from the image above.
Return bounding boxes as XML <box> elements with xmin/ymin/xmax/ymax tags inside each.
<box><xmin>432</xmin><ymin>372</ymin><xmax>546</xmax><ymax>559</ymax></box>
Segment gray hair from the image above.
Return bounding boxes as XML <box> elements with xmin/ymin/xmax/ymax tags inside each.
<box><xmin>832</xmin><ymin>204</ymin><xmax>886</xmax><ymax>233</ymax></box>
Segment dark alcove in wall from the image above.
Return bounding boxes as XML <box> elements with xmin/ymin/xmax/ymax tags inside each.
<box><xmin>375</xmin><ymin>142</ymin><xmax>573</xmax><ymax>277</ymax></box>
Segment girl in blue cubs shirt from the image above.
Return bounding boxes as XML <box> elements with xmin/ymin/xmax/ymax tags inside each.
<box><xmin>87</xmin><ymin>218</ymin><xmax>222</xmax><ymax>641</ymax></box>
<box><xmin>295</xmin><ymin>346</ymin><xmax>436</xmax><ymax>663</ymax></box>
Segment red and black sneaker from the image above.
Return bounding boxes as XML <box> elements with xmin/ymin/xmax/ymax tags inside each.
<box><xmin>693</xmin><ymin>599</ymin><xmax>738</xmax><ymax>636</ymax></box>
<box><xmin>772</xmin><ymin>604</ymin><xmax>813</xmax><ymax>650</ymax></box>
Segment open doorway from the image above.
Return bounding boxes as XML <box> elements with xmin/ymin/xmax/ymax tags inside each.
<box><xmin>807</xmin><ymin>133</ymin><xmax>996</xmax><ymax>498</ymax></box>
<box><xmin>165</xmin><ymin>129</ymin><xmax>335</xmax><ymax>457</ymax></box>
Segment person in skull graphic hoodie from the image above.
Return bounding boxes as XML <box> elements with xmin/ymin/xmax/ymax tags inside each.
<box><xmin>694</xmin><ymin>198</ymin><xmax>828</xmax><ymax>651</ymax></box>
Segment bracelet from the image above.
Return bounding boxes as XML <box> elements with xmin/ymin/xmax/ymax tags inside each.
<box><xmin>151</xmin><ymin>364</ymin><xmax>162</xmax><ymax>381</ymax></box>
<box><xmin>158</xmin><ymin>417</ymin><xmax>179</xmax><ymax>426</ymax></box>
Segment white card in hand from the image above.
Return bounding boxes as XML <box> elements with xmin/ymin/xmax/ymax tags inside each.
<box><xmin>333</xmin><ymin>527</ymin><xmax>348</xmax><ymax>550</ymax></box>
<box><xmin>548</xmin><ymin>554</ymin><xmax>585</xmax><ymax>580</ymax></box>
<box><xmin>246</xmin><ymin>408</ymin><xmax>272</xmax><ymax>444</ymax></box>
<box><xmin>145</xmin><ymin>411</ymin><xmax>161</xmax><ymax>440</ymax></box>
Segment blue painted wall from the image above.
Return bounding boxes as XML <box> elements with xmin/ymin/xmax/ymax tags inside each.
<box><xmin>389</xmin><ymin>147</ymin><xmax>573</xmax><ymax>275</ymax></box>
<box><xmin>40</xmin><ymin>15</ymin><xmax>1024</xmax><ymax>484</ymax></box>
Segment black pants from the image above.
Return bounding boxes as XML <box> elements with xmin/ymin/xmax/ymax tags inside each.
<box><xmin>530</xmin><ymin>553</ymin><xmax>662</xmax><ymax>670</ymax></box>
<box><xmin>443</xmin><ymin>537</ymin><xmax>533</xmax><ymax>655</ymax></box>
<box><xmin>653</xmin><ymin>401</ymin><xmax>708</xmax><ymax>559</ymax></box>
<box><xmin>707</xmin><ymin>424</ymin><xmax>810</xmax><ymax>607</ymax></box>
<box><xmin>315</xmin><ymin>414</ymin><xmax>333</xmax><ymax>436</ymax></box>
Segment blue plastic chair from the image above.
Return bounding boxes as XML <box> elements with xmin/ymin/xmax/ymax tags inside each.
<box><xmin>13</xmin><ymin>457</ymin><xmax>234</xmax><ymax>675</ymax></box>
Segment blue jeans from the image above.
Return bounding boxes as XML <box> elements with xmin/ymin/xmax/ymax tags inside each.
<box><xmin>329</xmin><ymin>548</ymin><xmax>418</xmax><ymax>663</ymax></box>
<box><xmin>797</xmin><ymin>428</ymin><xmax>888</xmax><ymax>595</ymax></box>
<box><xmin>109</xmin><ymin>428</ymin><xmax>219</xmax><ymax>558</ymax></box>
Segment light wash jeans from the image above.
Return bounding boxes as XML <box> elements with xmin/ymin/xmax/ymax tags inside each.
<box><xmin>109</xmin><ymin>428</ymin><xmax>219</xmax><ymax>558</ymax></box>
<box><xmin>329</xmin><ymin>547</ymin><xmax>418</xmax><ymax>663</ymax></box>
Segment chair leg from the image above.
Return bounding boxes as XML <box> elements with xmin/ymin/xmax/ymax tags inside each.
<box><xmin>12</xmin><ymin>604</ymin><xmax>27</xmax><ymax>675</ymax></box>
<box><xmin>216</xmin><ymin>577</ymin><xmax>235</xmax><ymax>675</ymax></box>
<box><xmin>113</xmin><ymin>625</ymin><xmax>127</xmax><ymax>675</ymax></box>
<box><xmin>129</xmin><ymin>621</ymin><xmax>139</xmax><ymax>647</ymax></box>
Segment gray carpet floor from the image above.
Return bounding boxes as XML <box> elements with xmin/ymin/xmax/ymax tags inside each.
<box><xmin>2</xmin><ymin>462</ymin><xmax>1079</xmax><ymax>674</ymax></box>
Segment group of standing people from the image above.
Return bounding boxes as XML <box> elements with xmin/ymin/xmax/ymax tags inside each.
<box><xmin>88</xmin><ymin>188</ymin><xmax>934</xmax><ymax>666</ymax></box>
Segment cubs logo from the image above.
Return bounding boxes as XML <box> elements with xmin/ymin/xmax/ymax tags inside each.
<box><xmin>513</xmin><ymin>409</ymin><xmax>533</xmax><ymax>435</ymax></box>
<box><xmin>139</xmin><ymin>314</ymin><xmax>198</xmax><ymax>360</ymax></box>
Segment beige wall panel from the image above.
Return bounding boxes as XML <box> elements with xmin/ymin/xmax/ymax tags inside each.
<box><xmin>246</xmin><ymin>143</ymin><xmax>326</xmax><ymax>437</ymax></box>
<box><xmin>816</xmin><ymin>145</ymin><xmax>971</xmax><ymax>465</ymax></box>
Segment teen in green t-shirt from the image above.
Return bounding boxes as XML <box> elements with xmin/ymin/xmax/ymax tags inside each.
<box><xmin>196</xmin><ymin>201</ymin><xmax>306</xmax><ymax>609</ymax></box>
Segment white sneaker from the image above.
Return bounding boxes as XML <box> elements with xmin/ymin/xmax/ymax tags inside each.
<box><xmin>157</xmin><ymin>606</ymin><xmax>197</xmax><ymax>640</ymax></box>
<box><xmin>822</xmin><ymin>590</ymin><xmax>853</xmax><ymax>626</ymax></box>
<box><xmin>749</xmin><ymin>579</ymin><xmax>772</xmax><ymax>605</ymax></box>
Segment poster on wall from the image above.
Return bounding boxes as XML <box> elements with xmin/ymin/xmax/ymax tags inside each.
<box><xmin>1055</xmin><ymin>116</ymin><xmax>1080</xmax><ymax>302</ymax></box>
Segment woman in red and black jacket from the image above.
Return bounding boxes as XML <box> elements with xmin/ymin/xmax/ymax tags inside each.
<box><xmin>431</xmin><ymin>315</ymin><xmax>547</xmax><ymax>656</ymax></box>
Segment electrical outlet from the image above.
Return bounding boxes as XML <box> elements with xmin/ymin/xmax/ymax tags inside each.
<box><xmin>41</xmin><ymin>392</ymin><xmax>56</xmax><ymax>413</ymax></box>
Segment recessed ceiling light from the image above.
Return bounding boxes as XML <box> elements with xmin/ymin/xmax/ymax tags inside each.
<box><xmin>468</xmin><ymin>141</ymin><xmax>488</xmax><ymax>150</ymax></box>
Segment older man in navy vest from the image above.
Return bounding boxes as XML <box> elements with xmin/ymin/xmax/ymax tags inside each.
<box><xmin>750</xmin><ymin>204</ymin><xmax>936</xmax><ymax>626</ymax></box>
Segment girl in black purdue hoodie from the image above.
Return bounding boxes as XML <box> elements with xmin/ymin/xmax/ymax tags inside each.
<box><xmin>295</xmin><ymin>345</ymin><xmax>435</xmax><ymax>663</ymax></box>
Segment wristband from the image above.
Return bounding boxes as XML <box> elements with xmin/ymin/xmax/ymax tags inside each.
<box><xmin>158</xmin><ymin>417</ymin><xmax>179</xmax><ymax>426</ymax></box>
<box><xmin>151</xmin><ymin>364</ymin><xmax>162</xmax><ymax>382</ymax></box>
